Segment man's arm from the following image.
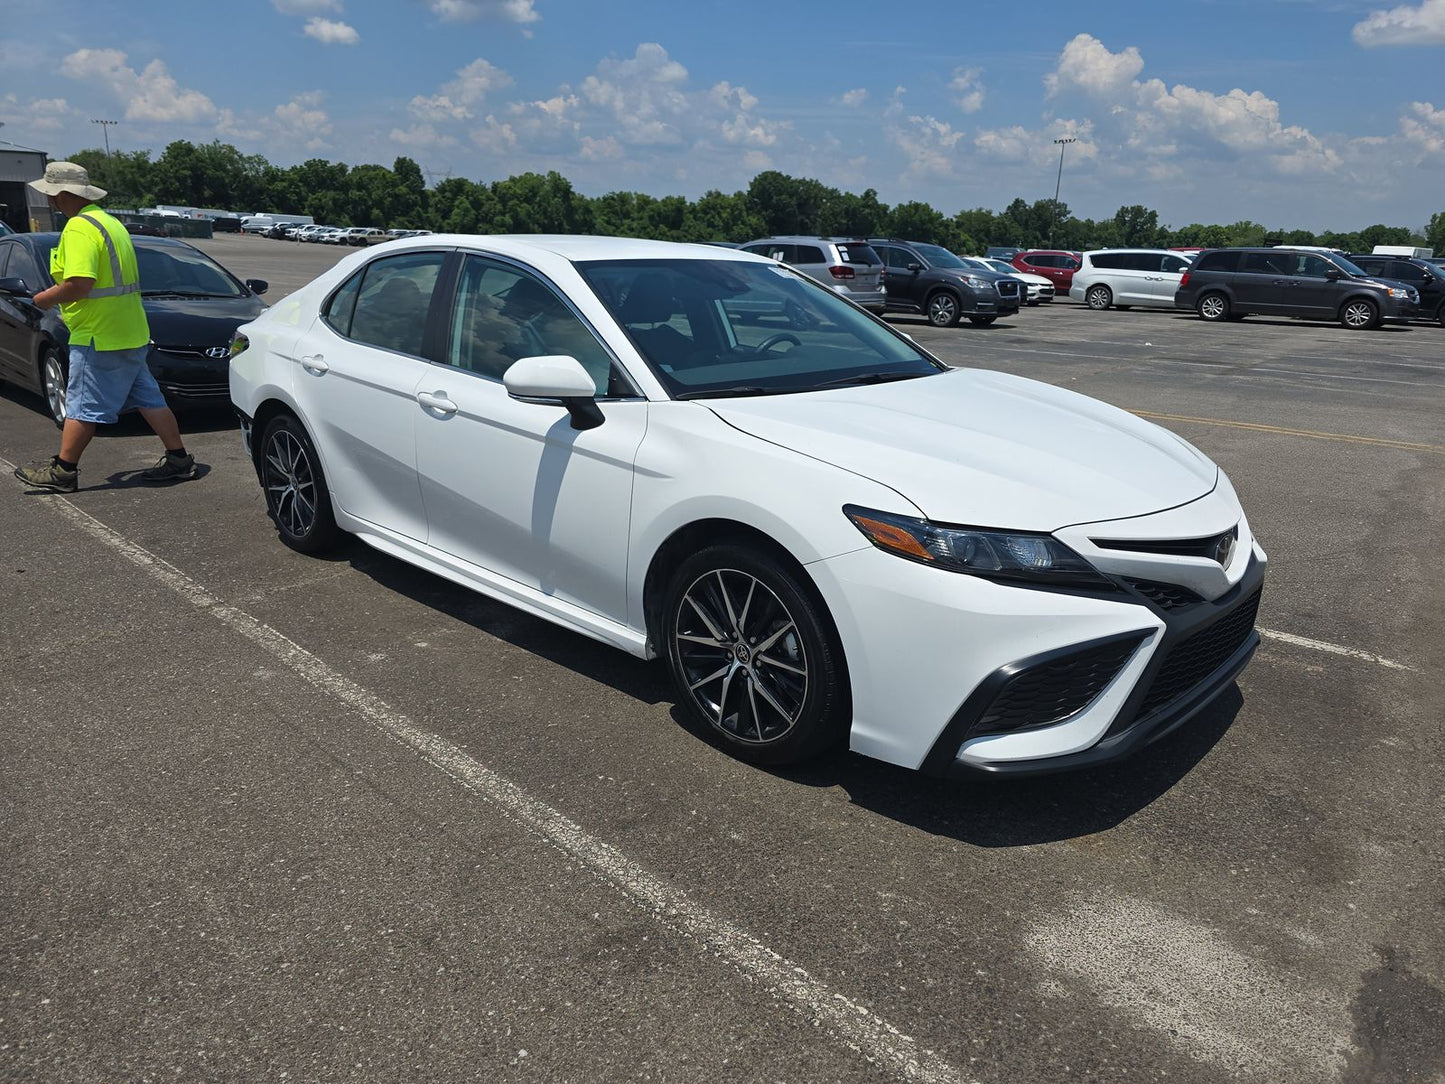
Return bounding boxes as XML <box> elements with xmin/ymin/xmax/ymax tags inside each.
<box><xmin>32</xmin><ymin>276</ymin><xmax>95</xmax><ymax>310</ymax></box>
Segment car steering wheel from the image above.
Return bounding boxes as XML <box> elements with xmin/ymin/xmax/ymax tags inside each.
<box><xmin>755</xmin><ymin>332</ymin><xmax>802</xmax><ymax>354</ymax></box>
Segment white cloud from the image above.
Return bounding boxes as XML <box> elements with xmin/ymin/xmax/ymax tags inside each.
<box><xmin>469</xmin><ymin>115</ymin><xmax>519</xmax><ymax>153</ymax></box>
<box><xmin>580</xmin><ymin>43</ymin><xmax>691</xmax><ymax>146</ymax></box>
<box><xmin>1400</xmin><ymin>100</ymin><xmax>1445</xmax><ymax>153</ymax></box>
<box><xmin>60</xmin><ymin>48</ymin><xmax>217</xmax><ymax>124</ymax></box>
<box><xmin>1352</xmin><ymin>0</ymin><xmax>1445</xmax><ymax>45</ymax></box>
<box><xmin>427</xmin><ymin>0</ymin><xmax>540</xmax><ymax>25</ymax></box>
<box><xmin>0</xmin><ymin>94</ymin><xmax>70</xmax><ymax>133</ymax></box>
<box><xmin>709</xmin><ymin>82</ymin><xmax>758</xmax><ymax>112</ymax></box>
<box><xmin>839</xmin><ymin>88</ymin><xmax>868</xmax><ymax>108</ymax></box>
<box><xmin>975</xmin><ymin>119</ymin><xmax>1098</xmax><ymax>167</ymax></box>
<box><xmin>410</xmin><ymin>58</ymin><xmax>513</xmax><ymax>121</ymax></box>
<box><xmin>580</xmin><ymin>135</ymin><xmax>623</xmax><ymax>160</ymax></box>
<box><xmin>218</xmin><ymin>91</ymin><xmax>333</xmax><ymax>152</ymax></box>
<box><xmin>949</xmin><ymin>67</ymin><xmax>985</xmax><ymax>114</ymax></box>
<box><xmin>887</xmin><ymin>113</ymin><xmax>964</xmax><ymax>176</ymax></box>
<box><xmin>388</xmin><ymin>122</ymin><xmax>458</xmax><ymax>149</ymax></box>
<box><xmin>272</xmin><ymin>0</ymin><xmax>341</xmax><ymax>13</ymax></box>
<box><xmin>1046</xmin><ymin>34</ymin><xmax>1143</xmax><ymax>97</ymax></box>
<box><xmin>304</xmin><ymin>17</ymin><xmax>360</xmax><ymax>44</ymax></box>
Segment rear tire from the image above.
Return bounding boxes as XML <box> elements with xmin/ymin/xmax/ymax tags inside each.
<box><xmin>259</xmin><ymin>414</ymin><xmax>342</xmax><ymax>554</ymax></box>
<box><xmin>1085</xmin><ymin>284</ymin><xmax>1112</xmax><ymax>310</ymax></box>
<box><xmin>1197</xmin><ymin>292</ymin><xmax>1230</xmax><ymax>322</ymax></box>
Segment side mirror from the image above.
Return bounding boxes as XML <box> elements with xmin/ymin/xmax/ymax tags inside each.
<box><xmin>245</xmin><ymin>278</ymin><xmax>269</xmax><ymax>296</ymax></box>
<box><xmin>503</xmin><ymin>354</ymin><xmax>604</xmax><ymax>430</ymax></box>
<box><xmin>906</xmin><ymin>262</ymin><xmax>922</xmax><ymax>272</ymax></box>
<box><xmin>1324</xmin><ymin>269</ymin><xmax>1342</xmax><ymax>281</ymax></box>
<box><xmin>0</xmin><ymin>276</ymin><xmax>33</xmax><ymax>297</ymax></box>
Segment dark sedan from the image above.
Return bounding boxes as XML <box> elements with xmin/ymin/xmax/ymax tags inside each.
<box><xmin>0</xmin><ymin>232</ymin><xmax>267</xmax><ymax>425</ymax></box>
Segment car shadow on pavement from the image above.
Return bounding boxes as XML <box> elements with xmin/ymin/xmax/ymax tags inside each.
<box><xmin>757</xmin><ymin>687</ymin><xmax>1246</xmax><ymax>847</ymax></box>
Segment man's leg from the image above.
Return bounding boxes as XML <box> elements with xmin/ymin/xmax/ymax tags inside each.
<box><xmin>137</xmin><ymin>405</ymin><xmax>185</xmax><ymax>452</ymax></box>
<box><xmin>58</xmin><ymin>419</ymin><xmax>98</xmax><ymax>464</ymax></box>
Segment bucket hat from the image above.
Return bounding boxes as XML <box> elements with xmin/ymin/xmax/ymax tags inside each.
<box><xmin>29</xmin><ymin>161</ymin><xmax>107</xmax><ymax>201</ymax></box>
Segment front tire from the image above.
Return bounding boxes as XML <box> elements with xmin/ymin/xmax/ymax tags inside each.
<box><xmin>259</xmin><ymin>414</ymin><xmax>342</xmax><ymax>554</ymax></box>
<box><xmin>664</xmin><ymin>544</ymin><xmax>847</xmax><ymax>766</ymax></box>
<box><xmin>40</xmin><ymin>344</ymin><xmax>67</xmax><ymax>428</ymax></box>
<box><xmin>1197</xmin><ymin>292</ymin><xmax>1230</xmax><ymax>322</ymax></box>
<box><xmin>1085</xmin><ymin>284</ymin><xmax>1112</xmax><ymax>310</ymax></box>
<box><xmin>1340</xmin><ymin>298</ymin><xmax>1379</xmax><ymax>331</ymax></box>
<box><xmin>926</xmin><ymin>291</ymin><xmax>961</xmax><ymax>327</ymax></box>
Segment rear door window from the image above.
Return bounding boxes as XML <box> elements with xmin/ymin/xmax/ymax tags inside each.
<box><xmin>348</xmin><ymin>252</ymin><xmax>446</xmax><ymax>356</ymax></box>
<box><xmin>834</xmin><ymin>243</ymin><xmax>881</xmax><ymax>265</ymax></box>
<box><xmin>794</xmin><ymin>245</ymin><xmax>826</xmax><ymax>264</ymax></box>
<box><xmin>1194</xmin><ymin>251</ymin><xmax>1240</xmax><ymax>272</ymax></box>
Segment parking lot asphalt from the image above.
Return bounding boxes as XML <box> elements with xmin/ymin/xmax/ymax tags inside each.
<box><xmin>2</xmin><ymin>235</ymin><xmax>1443</xmax><ymax>1083</ymax></box>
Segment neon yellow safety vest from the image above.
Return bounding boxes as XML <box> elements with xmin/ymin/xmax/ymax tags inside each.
<box><xmin>50</xmin><ymin>205</ymin><xmax>150</xmax><ymax>350</ymax></box>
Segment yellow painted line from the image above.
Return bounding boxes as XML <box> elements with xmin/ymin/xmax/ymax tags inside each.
<box><xmin>1131</xmin><ymin>411</ymin><xmax>1445</xmax><ymax>453</ymax></box>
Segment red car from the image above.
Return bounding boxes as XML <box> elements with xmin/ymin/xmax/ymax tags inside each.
<box><xmin>1012</xmin><ymin>250</ymin><xmax>1082</xmax><ymax>293</ymax></box>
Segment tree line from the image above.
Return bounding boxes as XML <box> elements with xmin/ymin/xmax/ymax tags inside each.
<box><xmin>68</xmin><ymin>139</ymin><xmax>1445</xmax><ymax>255</ymax></box>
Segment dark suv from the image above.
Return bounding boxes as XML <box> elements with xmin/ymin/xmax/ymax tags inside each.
<box><xmin>1174</xmin><ymin>248</ymin><xmax>1419</xmax><ymax>330</ymax></box>
<box><xmin>869</xmin><ymin>239</ymin><xmax>1022</xmax><ymax>326</ymax></box>
<box><xmin>1348</xmin><ymin>253</ymin><xmax>1444</xmax><ymax>326</ymax></box>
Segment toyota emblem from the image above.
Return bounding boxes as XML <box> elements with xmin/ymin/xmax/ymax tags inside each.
<box><xmin>1213</xmin><ymin>532</ymin><xmax>1235</xmax><ymax>567</ymax></box>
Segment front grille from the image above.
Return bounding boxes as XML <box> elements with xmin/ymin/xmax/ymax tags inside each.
<box><xmin>155</xmin><ymin>346</ymin><xmax>228</xmax><ymax>360</ymax></box>
<box><xmin>160</xmin><ymin>381</ymin><xmax>229</xmax><ymax>398</ymax></box>
<box><xmin>1093</xmin><ymin>526</ymin><xmax>1237</xmax><ymax>564</ymax></box>
<box><xmin>1123</xmin><ymin>578</ymin><xmax>1204</xmax><ymax>611</ymax></box>
<box><xmin>1137</xmin><ymin>587</ymin><xmax>1261</xmax><ymax>716</ymax></box>
<box><xmin>972</xmin><ymin>634</ymin><xmax>1145</xmax><ymax>738</ymax></box>
<box><xmin>996</xmin><ymin>280</ymin><xmax>1020</xmax><ymax>299</ymax></box>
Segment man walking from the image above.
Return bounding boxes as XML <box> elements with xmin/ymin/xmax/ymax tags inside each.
<box><xmin>13</xmin><ymin>161</ymin><xmax>196</xmax><ymax>493</ymax></box>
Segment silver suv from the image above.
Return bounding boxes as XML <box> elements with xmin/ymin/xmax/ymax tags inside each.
<box><xmin>738</xmin><ymin>236</ymin><xmax>886</xmax><ymax>314</ymax></box>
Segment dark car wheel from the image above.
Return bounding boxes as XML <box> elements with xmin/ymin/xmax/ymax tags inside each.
<box><xmin>1085</xmin><ymin>284</ymin><xmax>1112</xmax><ymax>310</ymax></box>
<box><xmin>40</xmin><ymin>344</ymin><xmax>67</xmax><ymax>428</ymax></box>
<box><xmin>1340</xmin><ymin>298</ymin><xmax>1380</xmax><ymax>331</ymax></box>
<box><xmin>1436</xmin><ymin>301</ymin><xmax>1445</xmax><ymax>328</ymax></box>
<box><xmin>967</xmin><ymin>314</ymin><xmax>997</xmax><ymax>326</ymax></box>
<box><xmin>926</xmin><ymin>291</ymin><xmax>962</xmax><ymax>327</ymax></box>
<box><xmin>664</xmin><ymin>544</ymin><xmax>847</xmax><ymax>766</ymax></box>
<box><xmin>260</xmin><ymin>414</ymin><xmax>342</xmax><ymax>554</ymax></box>
<box><xmin>1197</xmin><ymin>292</ymin><xmax>1230</xmax><ymax>322</ymax></box>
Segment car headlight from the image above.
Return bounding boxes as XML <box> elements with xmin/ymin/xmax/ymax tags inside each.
<box><xmin>963</xmin><ymin>275</ymin><xmax>991</xmax><ymax>289</ymax></box>
<box><xmin>1385</xmin><ymin>287</ymin><xmax>1414</xmax><ymax>300</ymax></box>
<box><xmin>843</xmin><ymin>505</ymin><xmax>1114</xmax><ymax>588</ymax></box>
<box><xmin>229</xmin><ymin>332</ymin><xmax>249</xmax><ymax>358</ymax></box>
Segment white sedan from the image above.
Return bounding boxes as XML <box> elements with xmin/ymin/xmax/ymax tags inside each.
<box><xmin>230</xmin><ymin>236</ymin><xmax>1265</xmax><ymax>776</ymax></box>
<box><xmin>974</xmin><ymin>257</ymin><xmax>1055</xmax><ymax>304</ymax></box>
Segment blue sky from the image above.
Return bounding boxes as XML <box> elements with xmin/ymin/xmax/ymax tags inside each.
<box><xmin>2</xmin><ymin>0</ymin><xmax>1443</xmax><ymax>231</ymax></box>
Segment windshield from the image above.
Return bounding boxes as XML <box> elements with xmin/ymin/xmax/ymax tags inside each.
<box><xmin>136</xmin><ymin>244</ymin><xmax>246</xmax><ymax>297</ymax></box>
<box><xmin>983</xmin><ymin>259</ymin><xmax>1018</xmax><ymax>275</ymax></box>
<box><xmin>1328</xmin><ymin>254</ymin><xmax>1368</xmax><ymax>277</ymax></box>
<box><xmin>577</xmin><ymin>258</ymin><xmax>943</xmax><ymax>399</ymax></box>
<box><xmin>911</xmin><ymin>243</ymin><xmax>969</xmax><ymax>269</ymax></box>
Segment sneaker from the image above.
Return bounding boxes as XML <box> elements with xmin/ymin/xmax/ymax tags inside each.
<box><xmin>140</xmin><ymin>451</ymin><xmax>198</xmax><ymax>484</ymax></box>
<box><xmin>14</xmin><ymin>457</ymin><xmax>78</xmax><ymax>493</ymax></box>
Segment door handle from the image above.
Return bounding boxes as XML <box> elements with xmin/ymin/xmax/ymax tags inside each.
<box><xmin>300</xmin><ymin>354</ymin><xmax>329</xmax><ymax>374</ymax></box>
<box><xmin>417</xmin><ymin>390</ymin><xmax>458</xmax><ymax>415</ymax></box>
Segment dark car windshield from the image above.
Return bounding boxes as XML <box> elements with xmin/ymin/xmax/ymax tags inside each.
<box><xmin>136</xmin><ymin>244</ymin><xmax>246</xmax><ymax>297</ymax></box>
<box><xmin>577</xmin><ymin>258</ymin><xmax>942</xmax><ymax>399</ymax></box>
<box><xmin>911</xmin><ymin>243</ymin><xmax>970</xmax><ymax>270</ymax></box>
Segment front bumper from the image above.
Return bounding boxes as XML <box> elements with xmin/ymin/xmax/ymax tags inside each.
<box><xmin>808</xmin><ymin>486</ymin><xmax>1265</xmax><ymax>776</ymax></box>
<box><xmin>148</xmin><ymin>346</ymin><xmax>231</xmax><ymax>407</ymax></box>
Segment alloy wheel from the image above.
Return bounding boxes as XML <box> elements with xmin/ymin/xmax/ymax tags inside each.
<box><xmin>42</xmin><ymin>350</ymin><xmax>66</xmax><ymax>425</ymax></box>
<box><xmin>927</xmin><ymin>293</ymin><xmax>959</xmax><ymax>327</ymax></box>
<box><xmin>1342</xmin><ymin>300</ymin><xmax>1376</xmax><ymax>330</ymax></box>
<box><xmin>263</xmin><ymin>428</ymin><xmax>318</xmax><ymax>540</ymax></box>
<box><xmin>672</xmin><ymin>568</ymin><xmax>808</xmax><ymax>745</ymax></box>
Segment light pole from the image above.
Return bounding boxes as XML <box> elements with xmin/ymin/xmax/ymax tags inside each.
<box><xmin>1050</xmin><ymin>137</ymin><xmax>1076</xmax><ymax>248</ymax></box>
<box><xmin>92</xmin><ymin>118</ymin><xmax>118</xmax><ymax>158</ymax></box>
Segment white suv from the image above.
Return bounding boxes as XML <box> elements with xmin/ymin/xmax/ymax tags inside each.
<box><xmin>1070</xmin><ymin>249</ymin><xmax>1194</xmax><ymax>311</ymax></box>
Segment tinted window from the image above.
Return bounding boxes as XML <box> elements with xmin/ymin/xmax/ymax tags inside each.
<box><xmin>881</xmin><ymin>246</ymin><xmax>914</xmax><ymax>270</ymax></box>
<box><xmin>1242</xmin><ymin>252</ymin><xmax>1290</xmax><ymax>274</ymax></box>
<box><xmin>348</xmin><ymin>252</ymin><xmax>445</xmax><ymax>356</ymax></box>
<box><xmin>795</xmin><ymin>246</ymin><xmax>826</xmax><ymax>264</ymax></box>
<box><xmin>1091</xmin><ymin>253</ymin><xmax>1129</xmax><ymax>270</ymax></box>
<box><xmin>1193</xmin><ymin>251</ymin><xmax>1239</xmax><ymax>272</ymax></box>
<box><xmin>323</xmin><ymin>270</ymin><xmax>363</xmax><ymax>336</ymax></box>
<box><xmin>1390</xmin><ymin>261</ymin><xmax>1427</xmax><ymax>282</ymax></box>
<box><xmin>1023</xmin><ymin>254</ymin><xmax>1056</xmax><ymax>268</ymax></box>
<box><xmin>833</xmin><ymin>243</ymin><xmax>881</xmax><ymax>266</ymax></box>
<box><xmin>448</xmin><ymin>255</ymin><xmax>621</xmax><ymax>395</ymax></box>
<box><xmin>1161</xmin><ymin>255</ymin><xmax>1190</xmax><ymax>274</ymax></box>
<box><xmin>135</xmin><ymin>244</ymin><xmax>245</xmax><ymax>297</ymax></box>
<box><xmin>6</xmin><ymin>245</ymin><xmax>43</xmax><ymax>290</ymax></box>
<box><xmin>1293</xmin><ymin>255</ymin><xmax>1333</xmax><ymax>279</ymax></box>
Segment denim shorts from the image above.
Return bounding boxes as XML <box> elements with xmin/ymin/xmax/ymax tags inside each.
<box><xmin>66</xmin><ymin>343</ymin><xmax>166</xmax><ymax>424</ymax></box>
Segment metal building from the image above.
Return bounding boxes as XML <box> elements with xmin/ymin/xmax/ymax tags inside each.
<box><xmin>0</xmin><ymin>139</ymin><xmax>51</xmax><ymax>232</ymax></box>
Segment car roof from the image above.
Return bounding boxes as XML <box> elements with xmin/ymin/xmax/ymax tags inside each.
<box><xmin>384</xmin><ymin>233</ymin><xmax>767</xmax><ymax>264</ymax></box>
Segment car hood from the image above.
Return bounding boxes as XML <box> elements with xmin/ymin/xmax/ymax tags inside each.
<box><xmin>707</xmin><ymin>369</ymin><xmax>1217</xmax><ymax>531</ymax></box>
<box><xmin>143</xmin><ymin>295</ymin><xmax>268</xmax><ymax>347</ymax></box>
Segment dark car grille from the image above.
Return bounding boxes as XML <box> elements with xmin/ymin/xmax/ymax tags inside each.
<box><xmin>996</xmin><ymin>280</ymin><xmax>1020</xmax><ymax>299</ymax></box>
<box><xmin>1123</xmin><ymin>578</ymin><xmax>1205</xmax><ymax>611</ymax></box>
<box><xmin>154</xmin><ymin>346</ymin><xmax>229</xmax><ymax>360</ymax></box>
<box><xmin>1137</xmin><ymin>587</ymin><xmax>1262</xmax><ymax>716</ymax></box>
<box><xmin>972</xmin><ymin>634</ymin><xmax>1146</xmax><ymax>738</ymax></box>
<box><xmin>158</xmin><ymin>380</ymin><xmax>230</xmax><ymax>399</ymax></box>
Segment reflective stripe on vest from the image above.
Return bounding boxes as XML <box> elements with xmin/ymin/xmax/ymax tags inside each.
<box><xmin>77</xmin><ymin>213</ymin><xmax>142</xmax><ymax>298</ymax></box>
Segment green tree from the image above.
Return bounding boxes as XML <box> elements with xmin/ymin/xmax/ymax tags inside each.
<box><xmin>745</xmin><ymin>171</ymin><xmax>831</xmax><ymax>235</ymax></box>
<box><xmin>1426</xmin><ymin>211</ymin><xmax>1445</xmax><ymax>254</ymax></box>
<box><xmin>1112</xmin><ymin>204</ymin><xmax>1162</xmax><ymax>248</ymax></box>
<box><xmin>69</xmin><ymin>147</ymin><xmax>155</xmax><ymax>209</ymax></box>
<box><xmin>490</xmin><ymin>171</ymin><xmax>593</xmax><ymax>233</ymax></box>
<box><xmin>682</xmin><ymin>189</ymin><xmax>764</xmax><ymax>242</ymax></box>
<box><xmin>819</xmin><ymin>188</ymin><xmax>888</xmax><ymax>238</ymax></box>
<box><xmin>886</xmin><ymin>201</ymin><xmax>947</xmax><ymax>243</ymax></box>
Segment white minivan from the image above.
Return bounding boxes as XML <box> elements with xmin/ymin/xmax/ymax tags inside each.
<box><xmin>1070</xmin><ymin>249</ymin><xmax>1194</xmax><ymax>311</ymax></box>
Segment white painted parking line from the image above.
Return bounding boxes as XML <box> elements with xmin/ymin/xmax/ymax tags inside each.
<box><xmin>7</xmin><ymin>467</ymin><xmax>973</xmax><ymax>1084</ymax></box>
<box><xmin>1257</xmin><ymin>628</ymin><xmax>1415</xmax><ymax>672</ymax></box>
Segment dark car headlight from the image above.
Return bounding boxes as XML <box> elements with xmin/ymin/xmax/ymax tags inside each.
<box><xmin>844</xmin><ymin>505</ymin><xmax>1113</xmax><ymax>588</ymax></box>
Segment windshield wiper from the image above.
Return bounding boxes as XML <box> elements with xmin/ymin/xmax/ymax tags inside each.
<box><xmin>811</xmin><ymin>370</ymin><xmax>932</xmax><ymax>390</ymax></box>
<box><xmin>673</xmin><ymin>385</ymin><xmax>774</xmax><ymax>400</ymax></box>
<box><xmin>142</xmin><ymin>289</ymin><xmax>231</xmax><ymax>298</ymax></box>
